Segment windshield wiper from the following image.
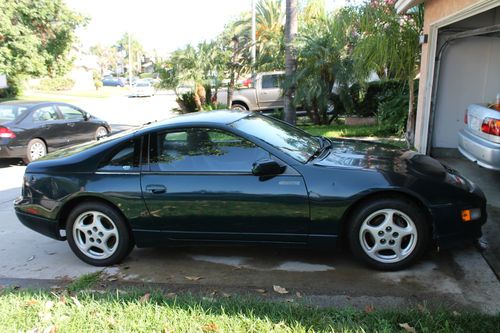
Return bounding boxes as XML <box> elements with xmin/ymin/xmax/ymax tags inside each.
<box><xmin>306</xmin><ymin>137</ymin><xmax>332</xmax><ymax>163</ymax></box>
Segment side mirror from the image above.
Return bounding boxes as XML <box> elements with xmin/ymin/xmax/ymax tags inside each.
<box><xmin>252</xmin><ymin>159</ymin><xmax>286</xmax><ymax>176</ymax></box>
<box><xmin>83</xmin><ymin>112</ymin><xmax>91</xmax><ymax>121</ymax></box>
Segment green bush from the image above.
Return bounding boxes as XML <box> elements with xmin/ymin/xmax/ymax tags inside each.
<box><xmin>333</xmin><ymin>80</ymin><xmax>407</xmax><ymax>118</ymax></box>
<box><xmin>0</xmin><ymin>76</ymin><xmax>23</xmax><ymax>98</ymax></box>
<box><xmin>38</xmin><ymin>77</ymin><xmax>75</xmax><ymax>91</ymax></box>
<box><xmin>139</xmin><ymin>73</ymin><xmax>153</xmax><ymax>79</ymax></box>
<box><xmin>176</xmin><ymin>92</ymin><xmax>198</xmax><ymax>113</ymax></box>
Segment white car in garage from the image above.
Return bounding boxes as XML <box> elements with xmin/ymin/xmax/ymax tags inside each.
<box><xmin>130</xmin><ymin>81</ymin><xmax>155</xmax><ymax>97</ymax></box>
<box><xmin>458</xmin><ymin>103</ymin><xmax>500</xmax><ymax>170</ymax></box>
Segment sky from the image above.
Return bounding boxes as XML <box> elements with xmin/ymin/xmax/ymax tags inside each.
<box><xmin>65</xmin><ymin>0</ymin><xmax>352</xmax><ymax>56</ymax></box>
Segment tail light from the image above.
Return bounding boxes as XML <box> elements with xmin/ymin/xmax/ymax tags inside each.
<box><xmin>0</xmin><ymin>126</ymin><xmax>16</xmax><ymax>138</ymax></box>
<box><xmin>242</xmin><ymin>78</ymin><xmax>253</xmax><ymax>88</ymax></box>
<box><xmin>481</xmin><ymin>117</ymin><xmax>500</xmax><ymax>136</ymax></box>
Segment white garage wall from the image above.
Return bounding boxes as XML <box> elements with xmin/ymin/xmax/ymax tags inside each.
<box><xmin>432</xmin><ymin>36</ymin><xmax>500</xmax><ymax>148</ymax></box>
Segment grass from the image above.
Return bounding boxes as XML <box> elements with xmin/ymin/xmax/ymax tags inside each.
<box><xmin>299</xmin><ymin>124</ymin><xmax>396</xmax><ymax>138</ymax></box>
<box><xmin>66</xmin><ymin>272</ymin><xmax>102</xmax><ymax>293</ymax></box>
<box><xmin>0</xmin><ymin>288</ymin><xmax>498</xmax><ymax>332</ymax></box>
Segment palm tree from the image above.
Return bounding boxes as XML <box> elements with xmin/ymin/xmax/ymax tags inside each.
<box><xmin>352</xmin><ymin>1</ymin><xmax>423</xmax><ymax>146</ymax></box>
<box><xmin>284</xmin><ymin>0</ymin><xmax>298</xmax><ymax>124</ymax></box>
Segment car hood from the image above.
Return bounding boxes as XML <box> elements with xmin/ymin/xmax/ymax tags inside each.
<box><xmin>314</xmin><ymin>139</ymin><xmax>447</xmax><ymax>179</ymax></box>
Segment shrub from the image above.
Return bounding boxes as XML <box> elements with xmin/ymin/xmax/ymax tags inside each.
<box><xmin>377</xmin><ymin>91</ymin><xmax>408</xmax><ymax>135</ymax></box>
<box><xmin>139</xmin><ymin>73</ymin><xmax>153</xmax><ymax>79</ymax></box>
<box><xmin>38</xmin><ymin>77</ymin><xmax>75</xmax><ymax>91</ymax></box>
<box><xmin>0</xmin><ymin>76</ymin><xmax>24</xmax><ymax>98</ymax></box>
<box><xmin>176</xmin><ymin>92</ymin><xmax>198</xmax><ymax>113</ymax></box>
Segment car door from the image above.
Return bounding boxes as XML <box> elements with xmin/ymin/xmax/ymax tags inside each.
<box><xmin>30</xmin><ymin>106</ymin><xmax>67</xmax><ymax>150</ymax></box>
<box><xmin>58</xmin><ymin>105</ymin><xmax>96</xmax><ymax>144</ymax></box>
<box><xmin>140</xmin><ymin>127</ymin><xmax>310</xmax><ymax>243</ymax></box>
<box><xmin>258</xmin><ymin>74</ymin><xmax>283</xmax><ymax>109</ymax></box>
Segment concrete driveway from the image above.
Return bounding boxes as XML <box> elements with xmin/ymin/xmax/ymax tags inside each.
<box><xmin>0</xmin><ymin>158</ymin><xmax>499</xmax><ymax>313</ymax></box>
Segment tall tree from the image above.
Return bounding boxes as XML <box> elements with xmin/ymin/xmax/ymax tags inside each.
<box><xmin>284</xmin><ymin>0</ymin><xmax>298</xmax><ymax>124</ymax></box>
<box><xmin>116</xmin><ymin>33</ymin><xmax>144</xmax><ymax>76</ymax></box>
<box><xmin>0</xmin><ymin>0</ymin><xmax>86</xmax><ymax>96</ymax></box>
<box><xmin>353</xmin><ymin>1</ymin><xmax>423</xmax><ymax>146</ymax></box>
<box><xmin>90</xmin><ymin>44</ymin><xmax>119</xmax><ymax>76</ymax></box>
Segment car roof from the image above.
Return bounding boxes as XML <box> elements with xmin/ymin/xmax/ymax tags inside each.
<box><xmin>142</xmin><ymin>110</ymin><xmax>250</xmax><ymax>131</ymax></box>
<box><xmin>0</xmin><ymin>100</ymin><xmax>67</xmax><ymax>108</ymax></box>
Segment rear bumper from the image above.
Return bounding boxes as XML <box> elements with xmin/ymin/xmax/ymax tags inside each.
<box><xmin>14</xmin><ymin>197</ymin><xmax>64</xmax><ymax>241</ymax></box>
<box><xmin>0</xmin><ymin>144</ymin><xmax>25</xmax><ymax>158</ymax></box>
<box><xmin>458</xmin><ymin>128</ymin><xmax>500</xmax><ymax>170</ymax></box>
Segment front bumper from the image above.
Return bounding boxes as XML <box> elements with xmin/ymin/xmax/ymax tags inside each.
<box><xmin>430</xmin><ymin>179</ymin><xmax>487</xmax><ymax>248</ymax></box>
<box><xmin>458</xmin><ymin>128</ymin><xmax>500</xmax><ymax>171</ymax></box>
<box><xmin>14</xmin><ymin>197</ymin><xmax>65</xmax><ymax>241</ymax></box>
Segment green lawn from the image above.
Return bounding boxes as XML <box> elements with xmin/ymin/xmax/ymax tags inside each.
<box><xmin>0</xmin><ymin>288</ymin><xmax>498</xmax><ymax>332</ymax></box>
<box><xmin>299</xmin><ymin>124</ymin><xmax>396</xmax><ymax>138</ymax></box>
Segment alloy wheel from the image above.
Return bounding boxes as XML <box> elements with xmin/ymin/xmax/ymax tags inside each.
<box><xmin>72</xmin><ymin>211</ymin><xmax>119</xmax><ymax>260</ymax></box>
<box><xmin>358</xmin><ymin>208</ymin><xmax>418</xmax><ymax>264</ymax></box>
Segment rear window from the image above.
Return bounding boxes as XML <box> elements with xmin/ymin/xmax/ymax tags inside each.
<box><xmin>0</xmin><ymin>105</ymin><xmax>29</xmax><ymax>121</ymax></box>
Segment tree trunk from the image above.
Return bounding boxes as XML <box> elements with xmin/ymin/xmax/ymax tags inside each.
<box><xmin>405</xmin><ymin>77</ymin><xmax>416</xmax><ymax>148</ymax></box>
<box><xmin>284</xmin><ymin>0</ymin><xmax>298</xmax><ymax>124</ymax></box>
<box><xmin>227</xmin><ymin>36</ymin><xmax>239</xmax><ymax>108</ymax></box>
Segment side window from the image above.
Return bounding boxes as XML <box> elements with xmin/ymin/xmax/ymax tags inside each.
<box><xmin>59</xmin><ymin>105</ymin><xmax>84</xmax><ymax>120</ymax></box>
<box><xmin>261</xmin><ymin>75</ymin><xmax>280</xmax><ymax>89</ymax></box>
<box><xmin>33</xmin><ymin>106</ymin><xmax>59</xmax><ymax>122</ymax></box>
<box><xmin>151</xmin><ymin>128</ymin><xmax>269</xmax><ymax>172</ymax></box>
<box><xmin>99</xmin><ymin>139</ymin><xmax>141</xmax><ymax>172</ymax></box>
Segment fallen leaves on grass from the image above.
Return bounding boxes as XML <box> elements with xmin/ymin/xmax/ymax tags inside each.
<box><xmin>165</xmin><ymin>292</ymin><xmax>177</xmax><ymax>298</ymax></box>
<box><xmin>255</xmin><ymin>288</ymin><xmax>266</xmax><ymax>294</ymax></box>
<box><xmin>71</xmin><ymin>296</ymin><xmax>82</xmax><ymax>309</ymax></box>
<box><xmin>25</xmin><ymin>299</ymin><xmax>38</xmax><ymax>306</ymax></box>
<box><xmin>273</xmin><ymin>285</ymin><xmax>289</xmax><ymax>294</ymax></box>
<box><xmin>185</xmin><ymin>276</ymin><xmax>202</xmax><ymax>281</ymax></box>
<box><xmin>43</xmin><ymin>325</ymin><xmax>57</xmax><ymax>333</ymax></box>
<box><xmin>296</xmin><ymin>291</ymin><xmax>302</xmax><ymax>298</ymax></box>
<box><xmin>202</xmin><ymin>322</ymin><xmax>218</xmax><ymax>332</ymax></box>
<box><xmin>399</xmin><ymin>323</ymin><xmax>417</xmax><ymax>333</ymax></box>
<box><xmin>139</xmin><ymin>293</ymin><xmax>151</xmax><ymax>303</ymax></box>
<box><xmin>364</xmin><ymin>304</ymin><xmax>375</xmax><ymax>313</ymax></box>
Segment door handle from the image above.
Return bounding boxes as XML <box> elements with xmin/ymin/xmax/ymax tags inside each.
<box><xmin>145</xmin><ymin>184</ymin><xmax>167</xmax><ymax>194</ymax></box>
<box><xmin>67</xmin><ymin>122</ymin><xmax>75</xmax><ymax>127</ymax></box>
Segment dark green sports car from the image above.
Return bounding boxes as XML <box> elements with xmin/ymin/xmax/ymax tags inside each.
<box><xmin>14</xmin><ymin>111</ymin><xmax>487</xmax><ymax>270</ymax></box>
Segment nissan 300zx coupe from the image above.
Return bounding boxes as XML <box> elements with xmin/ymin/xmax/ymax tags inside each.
<box><xmin>14</xmin><ymin>111</ymin><xmax>487</xmax><ymax>270</ymax></box>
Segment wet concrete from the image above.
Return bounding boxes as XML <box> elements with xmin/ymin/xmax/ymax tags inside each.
<box><xmin>0</xmin><ymin>156</ymin><xmax>499</xmax><ymax>313</ymax></box>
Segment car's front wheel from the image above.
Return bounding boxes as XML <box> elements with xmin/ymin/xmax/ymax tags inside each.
<box><xmin>347</xmin><ymin>198</ymin><xmax>429</xmax><ymax>270</ymax></box>
<box><xmin>66</xmin><ymin>202</ymin><xmax>133</xmax><ymax>266</ymax></box>
<box><xmin>95</xmin><ymin>126</ymin><xmax>108</xmax><ymax>140</ymax></box>
<box><xmin>231</xmin><ymin>103</ymin><xmax>248</xmax><ymax>111</ymax></box>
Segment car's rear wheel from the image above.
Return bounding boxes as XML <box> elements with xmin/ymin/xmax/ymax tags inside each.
<box><xmin>25</xmin><ymin>138</ymin><xmax>47</xmax><ymax>163</ymax></box>
<box><xmin>347</xmin><ymin>198</ymin><xmax>429</xmax><ymax>270</ymax></box>
<box><xmin>66</xmin><ymin>202</ymin><xmax>133</xmax><ymax>266</ymax></box>
<box><xmin>95</xmin><ymin>126</ymin><xmax>108</xmax><ymax>140</ymax></box>
<box><xmin>231</xmin><ymin>103</ymin><xmax>248</xmax><ymax>111</ymax></box>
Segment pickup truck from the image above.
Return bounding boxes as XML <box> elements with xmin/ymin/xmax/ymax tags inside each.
<box><xmin>217</xmin><ymin>71</ymin><xmax>284</xmax><ymax>111</ymax></box>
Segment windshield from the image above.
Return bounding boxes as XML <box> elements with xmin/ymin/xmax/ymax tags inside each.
<box><xmin>0</xmin><ymin>104</ymin><xmax>29</xmax><ymax>122</ymax></box>
<box><xmin>230</xmin><ymin>114</ymin><xmax>320</xmax><ymax>163</ymax></box>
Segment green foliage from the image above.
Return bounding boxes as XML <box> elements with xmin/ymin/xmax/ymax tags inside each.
<box><xmin>378</xmin><ymin>91</ymin><xmax>409</xmax><ymax>135</ymax></box>
<box><xmin>139</xmin><ymin>73</ymin><xmax>153</xmax><ymax>79</ymax></box>
<box><xmin>0</xmin><ymin>0</ymin><xmax>86</xmax><ymax>95</ymax></box>
<box><xmin>37</xmin><ymin>77</ymin><xmax>75</xmax><ymax>91</ymax></box>
<box><xmin>116</xmin><ymin>33</ymin><xmax>144</xmax><ymax>76</ymax></box>
<box><xmin>0</xmin><ymin>76</ymin><xmax>24</xmax><ymax>98</ymax></box>
<box><xmin>90</xmin><ymin>44</ymin><xmax>119</xmax><ymax>76</ymax></box>
<box><xmin>333</xmin><ymin>80</ymin><xmax>407</xmax><ymax>118</ymax></box>
<box><xmin>176</xmin><ymin>92</ymin><xmax>198</xmax><ymax>113</ymax></box>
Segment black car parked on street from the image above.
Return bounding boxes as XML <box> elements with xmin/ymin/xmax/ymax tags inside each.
<box><xmin>0</xmin><ymin>101</ymin><xmax>111</xmax><ymax>163</ymax></box>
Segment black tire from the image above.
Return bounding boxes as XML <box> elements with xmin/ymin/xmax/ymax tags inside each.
<box><xmin>66</xmin><ymin>202</ymin><xmax>134</xmax><ymax>266</ymax></box>
<box><xmin>347</xmin><ymin>198</ymin><xmax>430</xmax><ymax>271</ymax></box>
<box><xmin>95</xmin><ymin>126</ymin><xmax>108</xmax><ymax>140</ymax></box>
<box><xmin>231</xmin><ymin>103</ymin><xmax>248</xmax><ymax>111</ymax></box>
<box><xmin>24</xmin><ymin>138</ymin><xmax>47</xmax><ymax>164</ymax></box>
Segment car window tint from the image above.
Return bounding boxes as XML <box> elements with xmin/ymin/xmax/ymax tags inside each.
<box><xmin>151</xmin><ymin>128</ymin><xmax>269</xmax><ymax>172</ymax></box>
<box><xmin>59</xmin><ymin>105</ymin><xmax>84</xmax><ymax>120</ymax></box>
<box><xmin>99</xmin><ymin>139</ymin><xmax>141</xmax><ymax>172</ymax></box>
<box><xmin>0</xmin><ymin>105</ymin><xmax>28</xmax><ymax>121</ymax></box>
<box><xmin>33</xmin><ymin>106</ymin><xmax>59</xmax><ymax>122</ymax></box>
<box><xmin>261</xmin><ymin>75</ymin><xmax>281</xmax><ymax>89</ymax></box>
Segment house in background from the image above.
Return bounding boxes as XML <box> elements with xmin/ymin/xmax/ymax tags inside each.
<box><xmin>395</xmin><ymin>0</ymin><xmax>500</xmax><ymax>155</ymax></box>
